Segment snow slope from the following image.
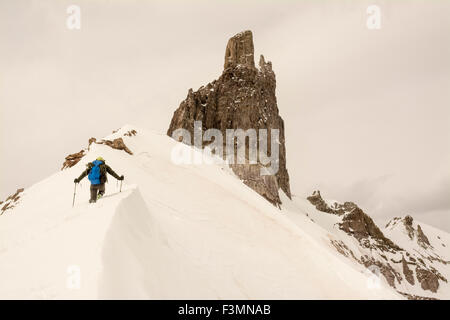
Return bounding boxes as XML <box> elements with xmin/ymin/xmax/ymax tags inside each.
<box><xmin>0</xmin><ymin>125</ymin><xmax>400</xmax><ymax>299</ymax></box>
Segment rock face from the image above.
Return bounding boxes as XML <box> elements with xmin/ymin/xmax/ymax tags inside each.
<box><xmin>416</xmin><ymin>267</ymin><xmax>439</xmax><ymax>293</ymax></box>
<box><xmin>339</xmin><ymin>206</ymin><xmax>401</xmax><ymax>252</ymax></box>
<box><xmin>61</xmin><ymin>150</ymin><xmax>85</xmax><ymax>170</ymax></box>
<box><xmin>307</xmin><ymin>190</ymin><xmax>352</xmax><ymax>215</ymax></box>
<box><xmin>396</xmin><ymin>215</ymin><xmax>432</xmax><ymax>248</ymax></box>
<box><xmin>417</xmin><ymin>225</ymin><xmax>431</xmax><ymax>248</ymax></box>
<box><xmin>402</xmin><ymin>256</ymin><xmax>415</xmax><ymax>285</ymax></box>
<box><xmin>403</xmin><ymin>215</ymin><xmax>416</xmax><ymax>239</ymax></box>
<box><xmin>307</xmin><ymin>190</ymin><xmax>400</xmax><ymax>252</ymax></box>
<box><xmin>224</xmin><ymin>30</ymin><xmax>255</xmax><ymax>70</ymax></box>
<box><xmin>167</xmin><ymin>30</ymin><xmax>291</xmax><ymax>206</ymax></box>
<box><xmin>96</xmin><ymin>137</ymin><xmax>133</xmax><ymax>155</ymax></box>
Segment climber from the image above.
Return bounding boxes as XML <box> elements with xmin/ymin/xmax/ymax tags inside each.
<box><xmin>74</xmin><ymin>157</ymin><xmax>124</xmax><ymax>203</ymax></box>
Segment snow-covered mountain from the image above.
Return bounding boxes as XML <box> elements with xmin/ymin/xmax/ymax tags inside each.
<box><xmin>0</xmin><ymin>125</ymin><xmax>413</xmax><ymax>299</ymax></box>
<box><xmin>295</xmin><ymin>191</ymin><xmax>450</xmax><ymax>299</ymax></box>
<box><xmin>1</xmin><ymin>125</ymin><xmax>448</xmax><ymax>299</ymax></box>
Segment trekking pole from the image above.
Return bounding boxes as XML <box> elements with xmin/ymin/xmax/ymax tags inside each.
<box><xmin>120</xmin><ymin>179</ymin><xmax>123</xmax><ymax>193</ymax></box>
<box><xmin>72</xmin><ymin>183</ymin><xmax>77</xmax><ymax>207</ymax></box>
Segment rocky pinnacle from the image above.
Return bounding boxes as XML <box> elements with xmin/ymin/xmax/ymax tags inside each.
<box><xmin>224</xmin><ymin>30</ymin><xmax>255</xmax><ymax>70</ymax></box>
<box><xmin>167</xmin><ymin>30</ymin><xmax>291</xmax><ymax>206</ymax></box>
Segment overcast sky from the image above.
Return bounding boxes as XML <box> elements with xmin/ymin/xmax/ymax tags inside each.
<box><xmin>1</xmin><ymin>0</ymin><xmax>449</xmax><ymax>231</ymax></box>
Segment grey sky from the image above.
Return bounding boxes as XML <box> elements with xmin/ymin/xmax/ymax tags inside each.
<box><xmin>1</xmin><ymin>0</ymin><xmax>449</xmax><ymax>231</ymax></box>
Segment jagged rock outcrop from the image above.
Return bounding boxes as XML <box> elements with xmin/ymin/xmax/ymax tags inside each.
<box><xmin>416</xmin><ymin>267</ymin><xmax>440</xmax><ymax>293</ymax></box>
<box><xmin>62</xmin><ymin>130</ymin><xmax>137</xmax><ymax>170</ymax></box>
<box><xmin>61</xmin><ymin>150</ymin><xmax>85</xmax><ymax>169</ymax></box>
<box><xmin>167</xmin><ymin>30</ymin><xmax>291</xmax><ymax>206</ymax></box>
<box><xmin>88</xmin><ymin>137</ymin><xmax>97</xmax><ymax>148</ymax></box>
<box><xmin>124</xmin><ymin>130</ymin><xmax>137</xmax><ymax>137</ymax></box>
<box><xmin>402</xmin><ymin>256</ymin><xmax>415</xmax><ymax>285</ymax></box>
<box><xmin>403</xmin><ymin>215</ymin><xmax>415</xmax><ymax>239</ymax></box>
<box><xmin>96</xmin><ymin>137</ymin><xmax>133</xmax><ymax>155</ymax></box>
<box><xmin>1</xmin><ymin>188</ymin><xmax>24</xmax><ymax>215</ymax></box>
<box><xmin>360</xmin><ymin>255</ymin><xmax>402</xmax><ymax>288</ymax></box>
<box><xmin>89</xmin><ymin>136</ymin><xmax>134</xmax><ymax>155</ymax></box>
<box><xmin>307</xmin><ymin>190</ymin><xmax>354</xmax><ymax>215</ymax></box>
<box><xmin>417</xmin><ymin>225</ymin><xmax>431</xmax><ymax>248</ymax></box>
<box><xmin>307</xmin><ymin>190</ymin><xmax>401</xmax><ymax>252</ymax></box>
<box><xmin>112</xmin><ymin>129</ymin><xmax>137</xmax><ymax>137</ymax></box>
<box><xmin>339</xmin><ymin>206</ymin><xmax>401</xmax><ymax>252</ymax></box>
<box><xmin>392</xmin><ymin>215</ymin><xmax>432</xmax><ymax>249</ymax></box>
<box><xmin>398</xmin><ymin>292</ymin><xmax>438</xmax><ymax>300</ymax></box>
<box><xmin>224</xmin><ymin>30</ymin><xmax>255</xmax><ymax>70</ymax></box>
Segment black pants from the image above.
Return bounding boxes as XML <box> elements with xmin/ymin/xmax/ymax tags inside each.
<box><xmin>90</xmin><ymin>184</ymin><xmax>105</xmax><ymax>202</ymax></box>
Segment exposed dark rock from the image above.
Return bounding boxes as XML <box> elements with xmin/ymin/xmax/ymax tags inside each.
<box><xmin>330</xmin><ymin>238</ymin><xmax>402</xmax><ymax>289</ymax></box>
<box><xmin>96</xmin><ymin>138</ymin><xmax>133</xmax><ymax>155</ymax></box>
<box><xmin>417</xmin><ymin>224</ymin><xmax>431</xmax><ymax>248</ymax></box>
<box><xmin>1</xmin><ymin>188</ymin><xmax>24</xmax><ymax>215</ymax></box>
<box><xmin>224</xmin><ymin>30</ymin><xmax>255</xmax><ymax>70</ymax></box>
<box><xmin>88</xmin><ymin>137</ymin><xmax>97</xmax><ymax>148</ymax></box>
<box><xmin>402</xmin><ymin>256</ymin><xmax>415</xmax><ymax>285</ymax></box>
<box><xmin>400</xmin><ymin>215</ymin><xmax>432</xmax><ymax>249</ymax></box>
<box><xmin>230</xmin><ymin>164</ymin><xmax>280</xmax><ymax>206</ymax></box>
<box><xmin>307</xmin><ymin>190</ymin><xmax>334</xmax><ymax>214</ymax></box>
<box><xmin>167</xmin><ymin>30</ymin><xmax>291</xmax><ymax>206</ymax></box>
<box><xmin>416</xmin><ymin>267</ymin><xmax>440</xmax><ymax>293</ymax></box>
<box><xmin>397</xmin><ymin>291</ymin><xmax>438</xmax><ymax>300</ymax></box>
<box><xmin>330</xmin><ymin>240</ymin><xmax>358</xmax><ymax>261</ymax></box>
<box><xmin>62</xmin><ymin>129</ymin><xmax>137</xmax><ymax>170</ymax></box>
<box><xmin>339</xmin><ymin>206</ymin><xmax>401</xmax><ymax>252</ymax></box>
<box><xmin>307</xmin><ymin>191</ymin><xmax>401</xmax><ymax>252</ymax></box>
<box><xmin>124</xmin><ymin>130</ymin><xmax>137</xmax><ymax>137</ymax></box>
<box><xmin>61</xmin><ymin>150</ymin><xmax>85</xmax><ymax>170</ymax></box>
<box><xmin>307</xmin><ymin>190</ymin><xmax>349</xmax><ymax>215</ymax></box>
<box><xmin>385</xmin><ymin>216</ymin><xmax>401</xmax><ymax>228</ymax></box>
<box><xmin>93</xmin><ymin>130</ymin><xmax>136</xmax><ymax>154</ymax></box>
<box><xmin>360</xmin><ymin>255</ymin><xmax>402</xmax><ymax>288</ymax></box>
<box><xmin>403</xmin><ymin>215</ymin><xmax>415</xmax><ymax>239</ymax></box>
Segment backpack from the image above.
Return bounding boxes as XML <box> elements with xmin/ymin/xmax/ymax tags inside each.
<box><xmin>88</xmin><ymin>160</ymin><xmax>105</xmax><ymax>185</ymax></box>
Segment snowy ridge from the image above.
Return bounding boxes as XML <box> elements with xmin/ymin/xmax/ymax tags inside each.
<box><xmin>0</xmin><ymin>125</ymin><xmax>407</xmax><ymax>299</ymax></box>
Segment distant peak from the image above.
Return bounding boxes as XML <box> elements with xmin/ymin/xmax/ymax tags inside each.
<box><xmin>307</xmin><ymin>191</ymin><xmax>401</xmax><ymax>252</ymax></box>
<box><xmin>387</xmin><ymin>215</ymin><xmax>432</xmax><ymax>249</ymax></box>
<box><xmin>404</xmin><ymin>215</ymin><xmax>414</xmax><ymax>226</ymax></box>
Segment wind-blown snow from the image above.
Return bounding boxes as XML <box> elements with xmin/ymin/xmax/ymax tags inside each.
<box><xmin>0</xmin><ymin>125</ymin><xmax>399</xmax><ymax>299</ymax></box>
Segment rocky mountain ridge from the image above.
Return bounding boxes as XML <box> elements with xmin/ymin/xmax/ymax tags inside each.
<box><xmin>307</xmin><ymin>190</ymin><xmax>449</xmax><ymax>299</ymax></box>
<box><xmin>167</xmin><ymin>30</ymin><xmax>291</xmax><ymax>206</ymax></box>
<box><xmin>61</xmin><ymin>130</ymin><xmax>137</xmax><ymax>169</ymax></box>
